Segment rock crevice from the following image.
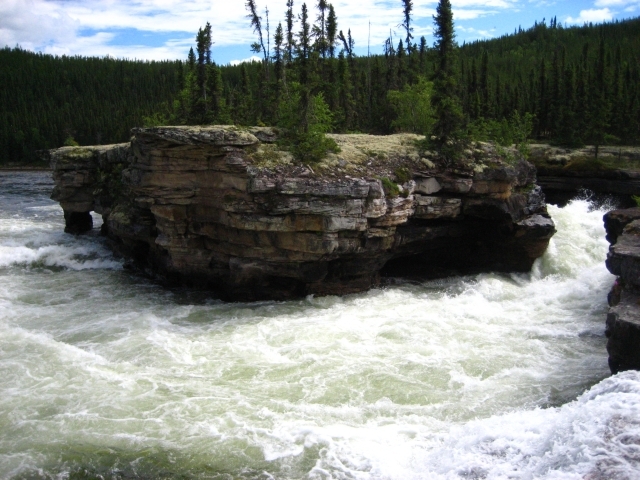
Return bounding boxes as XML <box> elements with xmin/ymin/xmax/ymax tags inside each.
<box><xmin>50</xmin><ymin>126</ymin><xmax>556</xmax><ymax>301</ymax></box>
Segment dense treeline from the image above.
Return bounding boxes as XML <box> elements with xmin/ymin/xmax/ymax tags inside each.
<box><xmin>0</xmin><ymin>48</ymin><xmax>182</xmax><ymax>164</ymax></box>
<box><xmin>174</xmin><ymin>6</ymin><xmax>640</xmax><ymax>152</ymax></box>
<box><xmin>2</xmin><ymin>6</ymin><xmax>640</xmax><ymax>165</ymax></box>
<box><xmin>459</xmin><ymin>17</ymin><xmax>640</xmax><ymax>147</ymax></box>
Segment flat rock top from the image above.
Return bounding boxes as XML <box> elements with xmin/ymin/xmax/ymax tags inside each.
<box><xmin>51</xmin><ymin>126</ymin><xmax>532</xmax><ymax>185</ymax></box>
<box><xmin>530</xmin><ymin>143</ymin><xmax>640</xmax><ymax>177</ymax></box>
<box><xmin>132</xmin><ymin>126</ymin><xmax>274</xmax><ymax>147</ymax></box>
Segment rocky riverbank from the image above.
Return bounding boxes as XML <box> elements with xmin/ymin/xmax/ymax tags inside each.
<box><xmin>604</xmin><ymin>207</ymin><xmax>640</xmax><ymax>373</ymax></box>
<box><xmin>49</xmin><ymin>126</ymin><xmax>556</xmax><ymax>301</ymax></box>
<box><xmin>531</xmin><ymin>144</ymin><xmax>640</xmax><ymax>205</ymax></box>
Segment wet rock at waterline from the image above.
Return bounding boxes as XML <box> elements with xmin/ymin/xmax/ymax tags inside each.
<box><xmin>604</xmin><ymin>207</ymin><xmax>640</xmax><ymax>373</ymax></box>
<box><xmin>49</xmin><ymin>126</ymin><xmax>556</xmax><ymax>300</ymax></box>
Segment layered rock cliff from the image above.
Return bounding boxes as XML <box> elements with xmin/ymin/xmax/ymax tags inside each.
<box><xmin>50</xmin><ymin>126</ymin><xmax>556</xmax><ymax>301</ymax></box>
<box><xmin>531</xmin><ymin>144</ymin><xmax>640</xmax><ymax>205</ymax></box>
<box><xmin>604</xmin><ymin>207</ymin><xmax>640</xmax><ymax>373</ymax></box>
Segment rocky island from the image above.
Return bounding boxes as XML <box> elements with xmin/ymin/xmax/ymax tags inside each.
<box><xmin>49</xmin><ymin>126</ymin><xmax>556</xmax><ymax>301</ymax></box>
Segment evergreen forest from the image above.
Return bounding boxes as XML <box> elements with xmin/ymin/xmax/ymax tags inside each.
<box><xmin>0</xmin><ymin>49</ymin><xmax>182</xmax><ymax>164</ymax></box>
<box><xmin>2</xmin><ymin>1</ymin><xmax>640</xmax><ymax>165</ymax></box>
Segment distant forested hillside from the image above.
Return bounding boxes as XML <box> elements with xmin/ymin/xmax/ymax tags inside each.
<box><xmin>0</xmin><ymin>48</ymin><xmax>182</xmax><ymax>164</ymax></box>
<box><xmin>2</xmin><ymin>13</ymin><xmax>640</xmax><ymax>165</ymax></box>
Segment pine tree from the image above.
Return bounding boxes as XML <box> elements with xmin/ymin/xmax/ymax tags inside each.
<box><xmin>273</xmin><ymin>23</ymin><xmax>285</xmax><ymax>83</ymax></box>
<box><xmin>418</xmin><ymin>36</ymin><xmax>427</xmax><ymax>73</ymax></box>
<box><xmin>206</xmin><ymin>63</ymin><xmax>228</xmax><ymax>123</ymax></box>
<box><xmin>297</xmin><ymin>3</ymin><xmax>312</xmax><ymax>89</ymax></box>
<box><xmin>556</xmin><ymin>63</ymin><xmax>580</xmax><ymax>146</ymax></box>
<box><xmin>589</xmin><ymin>34</ymin><xmax>612</xmax><ymax>157</ymax></box>
<box><xmin>401</xmin><ymin>0</ymin><xmax>414</xmax><ymax>51</ymax></box>
<box><xmin>337</xmin><ymin>51</ymin><xmax>355</xmax><ymax>130</ymax></box>
<box><xmin>479</xmin><ymin>49</ymin><xmax>489</xmax><ymax>115</ymax></box>
<box><xmin>397</xmin><ymin>40</ymin><xmax>406</xmax><ymax>88</ymax></box>
<box><xmin>326</xmin><ymin>5</ymin><xmax>338</xmax><ymax>59</ymax></box>
<box><xmin>535</xmin><ymin>58</ymin><xmax>547</xmax><ymax>138</ymax></box>
<box><xmin>187</xmin><ymin>47</ymin><xmax>196</xmax><ymax>72</ymax></box>
<box><xmin>246</xmin><ymin>0</ymin><xmax>267</xmax><ymax>62</ymax></box>
<box><xmin>285</xmin><ymin>0</ymin><xmax>295</xmax><ymax>64</ymax></box>
<box><xmin>271</xmin><ymin>22</ymin><xmax>286</xmax><ymax>124</ymax></box>
<box><xmin>196</xmin><ymin>23</ymin><xmax>212</xmax><ymax>103</ymax></box>
<box><xmin>430</xmin><ymin>0</ymin><xmax>466</xmax><ymax>158</ymax></box>
<box><xmin>468</xmin><ymin>59</ymin><xmax>479</xmax><ymax>119</ymax></box>
<box><xmin>316</xmin><ymin>0</ymin><xmax>329</xmax><ymax>58</ymax></box>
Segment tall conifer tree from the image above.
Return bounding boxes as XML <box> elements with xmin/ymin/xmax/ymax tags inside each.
<box><xmin>430</xmin><ymin>0</ymin><xmax>465</xmax><ymax>157</ymax></box>
<box><xmin>401</xmin><ymin>0</ymin><xmax>414</xmax><ymax>51</ymax></box>
<box><xmin>285</xmin><ymin>0</ymin><xmax>295</xmax><ymax>64</ymax></box>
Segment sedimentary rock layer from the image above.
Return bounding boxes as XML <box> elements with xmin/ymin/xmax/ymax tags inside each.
<box><xmin>530</xmin><ymin>144</ymin><xmax>640</xmax><ymax>203</ymax></box>
<box><xmin>50</xmin><ymin>126</ymin><xmax>556</xmax><ymax>301</ymax></box>
<box><xmin>604</xmin><ymin>208</ymin><xmax>640</xmax><ymax>373</ymax></box>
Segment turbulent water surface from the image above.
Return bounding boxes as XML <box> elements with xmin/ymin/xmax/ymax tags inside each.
<box><xmin>1</xmin><ymin>171</ymin><xmax>639</xmax><ymax>480</ymax></box>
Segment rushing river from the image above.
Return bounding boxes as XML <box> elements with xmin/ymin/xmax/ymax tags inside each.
<box><xmin>1</xmin><ymin>171</ymin><xmax>639</xmax><ymax>480</ymax></box>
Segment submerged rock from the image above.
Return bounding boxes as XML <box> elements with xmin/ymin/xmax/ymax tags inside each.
<box><xmin>49</xmin><ymin>126</ymin><xmax>556</xmax><ymax>301</ymax></box>
<box><xmin>604</xmin><ymin>208</ymin><xmax>640</xmax><ymax>373</ymax></box>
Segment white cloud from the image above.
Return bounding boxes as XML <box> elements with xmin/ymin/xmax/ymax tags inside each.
<box><xmin>594</xmin><ymin>0</ymin><xmax>640</xmax><ymax>12</ymax></box>
<box><xmin>229</xmin><ymin>55</ymin><xmax>262</xmax><ymax>66</ymax></box>
<box><xmin>453</xmin><ymin>9</ymin><xmax>497</xmax><ymax>20</ymax></box>
<box><xmin>566</xmin><ymin>8</ymin><xmax>614</xmax><ymax>24</ymax></box>
<box><xmin>594</xmin><ymin>0</ymin><xmax>639</xmax><ymax>6</ymax></box>
<box><xmin>452</xmin><ymin>0</ymin><xmax>514</xmax><ymax>8</ymax></box>
<box><xmin>0</xmin><ymin>0</ymin><xmax>78</xmax><ymax>49</ymax></box>
<box><xmin>458</xmin><ymin>25</ymin><xmax>497</xmax><ymax>38</ymax></box>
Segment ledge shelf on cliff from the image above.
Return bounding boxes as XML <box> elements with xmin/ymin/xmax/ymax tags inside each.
<box><xmin>49</xmin><ymin>126</ymin><xmax>556</xmax><ymax>301</ymax></box>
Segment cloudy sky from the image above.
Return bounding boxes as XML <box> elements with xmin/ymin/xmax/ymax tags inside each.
<box><xmin>1</xmin><ymin>0</ymin><xmax>639</xmax><ymax>65</ymax></box>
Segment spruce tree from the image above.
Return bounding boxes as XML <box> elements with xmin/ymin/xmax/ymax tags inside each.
<box><xmin>589</xmin><ymin>35</ymin><xmax>612</xmax><ymax>157</ymax></box>
<box><xmin>273</xmin><ymin>23</ymin><xmax>285</xmax><ymax>83</ymax></box>
<box><xmin>326</xmin><ymin>5</ymin><xmax>338</xmax><ymax>59</ymax></box>
<box><xmin>401</xmin><ymin>0</ymin><xmax>414</xmax><ymax>51</ymax></box>
<box><xmin>285</xmin><ymin>0</ymin><xmax>295</xmax><ymax>64</ymax></box>
<box><xmin>418</xmin><ymin>36</ymin><xmax>427</xmax><ymax>73</ymax></box>
<box><xmin>430</xmin><ymin>0</ymin><xmax>466</xmax><ymax>158</ymax></box>
<box><xmin>297</xmin><ymin>3</ymin><xmax>312</xmax><ymax>89</ymax></box>
<box><xmin>397</xmin><ymin>40</ymin><xmax>406</xmax><ymax>88</ymax></box>
<box><xmin>246</xmin><ymin>0</ymin><xmax>267</xmax><ymax>62</ymax></box>
<box><xmin>479</xmin><ymin>50</ymin><xmax>489</xmax><ymax>114</ymax></box>
<box><xmin>316</xmin><ymin>0</ymin><xmax>329</xmax><ymax>58</ymax></box>
<box><xmin>196</xmin><ymin>23</ymin><xmax>212</xmax><ymax>102</ymax></box>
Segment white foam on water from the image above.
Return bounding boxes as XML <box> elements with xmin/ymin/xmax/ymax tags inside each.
<box><xmin>0</xmin><ymin>177</ymin><xmax>630</xmax><ymax>479</ymax></box>
<box><xmin>296</xmin><ymin>371</ymin><xmax>640</xmax><ymax>480</ymax></box>
<box><xmin>0</xmin><ymin>242</ymin><xmax>121</xmax><ymax>270</ymax></box>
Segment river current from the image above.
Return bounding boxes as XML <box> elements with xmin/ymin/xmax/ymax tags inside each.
<box><xmin>1</xmin><ymin>171</ymin><xmax>639</xmax><ymax>479</ymax></box>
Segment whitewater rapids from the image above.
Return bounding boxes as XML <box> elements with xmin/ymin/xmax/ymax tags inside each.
<box><xmin>0</xmin><ymin>171</ymin><xmax>638</xmax><ymax>479</ymax></box>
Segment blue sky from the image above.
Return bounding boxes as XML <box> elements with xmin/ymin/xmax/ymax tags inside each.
<box><xmin>1</xmin><ymin>0</ymin><xmax>639</xmax><ymax>65</ymax></box>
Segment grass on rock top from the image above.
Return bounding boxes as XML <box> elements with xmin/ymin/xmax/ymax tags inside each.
<box><xmin>248</xmin><ymin>132</ymin><xmax>529</xmax><ymax>183</ymax></box>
